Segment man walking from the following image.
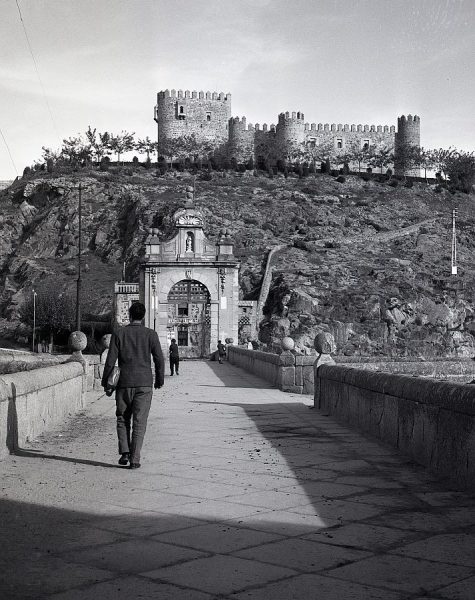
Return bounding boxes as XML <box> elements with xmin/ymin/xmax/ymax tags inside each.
<box><xmin>102</xmin><ymin>302</ymin><xmax>164</xmax><ymax>469</ymax></box>
<box><xmin>169</xmin><ymin>338</ymin><xmax>180</xmax><ymax>375</ymax></box>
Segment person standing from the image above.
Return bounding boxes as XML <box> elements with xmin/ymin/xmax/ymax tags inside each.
<box><xmin>101</xmin><ymin>302</ymin><xmax>164</xmax><ymax>469</ymax></box>
<box><xmin>217</xmin><ymin>339</ymin><xmax>226</xmax><ymax>364</ymax></box>
<box><xmin>169</xmin><ymin>338</ymin><xmax>180</xmax><ymax>375</ymax></box>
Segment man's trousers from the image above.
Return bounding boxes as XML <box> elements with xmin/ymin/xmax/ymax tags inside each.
<box><xmin>115</xmin><ymin>387</ymin><xmax>153</xmax><ymax>463</ymax></box>
<box><xmin>170</xmin><ymin>356</ymin><xmax>179</xmax><ymax>375</ymax></box>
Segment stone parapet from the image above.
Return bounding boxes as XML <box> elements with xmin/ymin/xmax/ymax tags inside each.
<box><xmin>0</xmin><ymin>362</ymin><xmax>87</xmax><ymax>458</ymax></box>
<box><xmin>228</xmin><ymin>346</ymin><xmax>315</xmax><ymax>394</ymax></box>
<box><xmin>315</xmin><ymin>364</ymin><xmax>475</xmax><ymax>490</ymax></box>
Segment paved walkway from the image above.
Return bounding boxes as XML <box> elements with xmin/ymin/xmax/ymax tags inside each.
<box><xmin>1</xmin><ymin>361</ymin><xmax>475</xmax><ymax>600</ymax></box>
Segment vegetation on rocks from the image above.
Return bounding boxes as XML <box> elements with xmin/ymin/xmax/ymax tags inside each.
<box><xmin>1</xmin><ymin>164</ymin><xmax>475</xmax><ymax>357</ymax></box>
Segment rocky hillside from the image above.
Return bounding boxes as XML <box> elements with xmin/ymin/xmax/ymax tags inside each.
<box><xmin>1</xmin><ymin>167</ymin><xmax>474</xmax><ymax>357</ymax></box>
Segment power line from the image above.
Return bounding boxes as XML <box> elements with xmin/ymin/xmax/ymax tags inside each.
<box><xmin>0</xmin><ymin>127</ymin><xmax>19</xmax><ymax>176</ymax></box>
<box><xmin>15</xmin><ymin>0</ymin><xmax>60</xmax><ymax>140</ymax></box>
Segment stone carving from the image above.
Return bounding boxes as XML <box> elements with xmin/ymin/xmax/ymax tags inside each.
<box><xmin>177</xmin><ymin>214</ymin><xmax>202</xmax><ymax>226</ymax></box>
<box><xmin>186</xmin><ymin>232</ymin><xmax>193</xmax><ymax>251</ymax></box>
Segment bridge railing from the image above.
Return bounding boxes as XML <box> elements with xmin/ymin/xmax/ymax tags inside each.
<box><xmin>0</xmin><ymin>334</ymin><xmax>98</xmax><ymax>459</ymax></box>
<box><xmin>315</xmin><ymin>363</ymin><xmax>475</xmax><ymax>491</ymax></box>
<box><xmin>227</xmin><ymin>345</ymin><xmax>315</xmax><ymax>394</ymax></box>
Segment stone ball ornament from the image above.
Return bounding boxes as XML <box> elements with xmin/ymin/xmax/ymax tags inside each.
<box><xmin>225</xmin><ymin>338</ymin><xmax>234</xmax><ymax>345</ymax></box>
<box><xmin>281</xmin><ymin>336</ymin><xmax>295</xmax><ymax>351</ymax></box>
<box><xmin>101</xmin><ymin>333</ymin><xmax>112</xmax><ymax>350</ymax></box>
<box><xmin>69</xmin><ymin>331</ymin><xmax>87</xmax><ymax>352</ymax></box>
<box><xmin>314</xmin><ymin>332</ymin><xmax>335</xmax><ymax>354</ymax></box>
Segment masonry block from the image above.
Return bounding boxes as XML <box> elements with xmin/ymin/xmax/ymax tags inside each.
<box><xmin>279</xmin><ymin>366</ymin><xmax>295</xmax><ymax>390</ymax></box>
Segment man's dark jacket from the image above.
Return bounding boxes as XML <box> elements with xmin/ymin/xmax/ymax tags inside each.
<box><xmin>169</xmin><ymin>342</ymin><xmax>179</xmax><ymax>359</ymax></box>
<box><xmin>101</xmin><ymin>323</ymin><xmax>165</xmax><ymax>389</ymax></box>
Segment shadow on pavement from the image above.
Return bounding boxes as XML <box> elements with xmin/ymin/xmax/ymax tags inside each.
<box><xmin>203</xmin><ymin>360</ymin><xmax>276</xmax><ymax>389</ymax></box>
<box><xmin>12</xmin><ymin>448</ymin><xmax>120</xmax><ymax>469</ymax></box>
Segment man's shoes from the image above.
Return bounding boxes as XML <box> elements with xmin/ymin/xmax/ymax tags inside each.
<box><xmin>176</xmin><ymin>371</ymin><xmax>179</xmax><ymax>375</ymax></box>
<box><xmin>118</xmin><ymin>453</ymin><xmax>130</xmax><ymax>466</ymax></box>
<box><xmin>170</xmin><ymin>372</ymin><xmax>174</xmax><ymax>376</ymax></box>
<box><xmin>129</xmin><ymin>462</ymin><xmax>141</xmax><ymax>469</ymax></box>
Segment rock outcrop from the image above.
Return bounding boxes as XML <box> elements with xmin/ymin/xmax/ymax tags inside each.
<box><xmin>1</xmin><ymin>168</ymin><xmax>474</xmax><ymax>357</ymax></box>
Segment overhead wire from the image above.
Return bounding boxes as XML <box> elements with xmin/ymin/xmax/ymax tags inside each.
<box><xmin>15</xmin><ymin>0</ymin><xmax>60</xmax><ymax>140</ymax></box>
<box><xmin>0</xmin><ymin>127</ymin><xmax>19</xmax><ymax>176</ymax></box>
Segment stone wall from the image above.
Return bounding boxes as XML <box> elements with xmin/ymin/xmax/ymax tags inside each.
<box><xmin>0</xmin><ymin>362</ymin><xmax>87</xmax><ymax>458</ymax></box>
<box><xmin>0</xmin><ymin>349</ymin><xmax>60</xmax><ymax>375</ymax></box>
<box><xmin>155</xmin><ymin>89</ymin><xmax>231</xmax><ymax>154</ymax></box>
<box><xmin>315</xmin><ymin>364</ymin><xmax>475</xmax><ymax>490</ymax></box>
<box><xmin>227</xmin><ymin>346</ymin><xmax>315</xmax><ymax>394</ymax></box>
<box><xmin>155</xmin><ymin>88</ymin><xmax>415</xmax><ymax>172</ymax></box>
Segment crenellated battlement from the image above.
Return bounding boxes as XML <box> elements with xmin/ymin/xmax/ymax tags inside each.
<box><xmin>278</xmin><ymin>111</ymin><xmax>305</xmax><ymax>124</ymax></box>
<box><xmin>157</xmin><ymin>89</ymin><xmax>231</xmax><ymax>101</ymax></box>
<box><xmin>155</xmin><ymin>87</ymin><xmax>419</xmax><ymax>175</ymax></box>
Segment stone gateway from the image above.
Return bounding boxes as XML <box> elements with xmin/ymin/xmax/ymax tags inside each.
<box><xmin>139</xmin><ymin>192</ymin><xmax>239</xmax><ymax>358</ymax></box>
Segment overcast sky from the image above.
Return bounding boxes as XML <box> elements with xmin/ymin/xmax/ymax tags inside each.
<box><xmin>0</xmin><ymin>0</ymin><xmax>473</xmax><ymax>179</ymax></box>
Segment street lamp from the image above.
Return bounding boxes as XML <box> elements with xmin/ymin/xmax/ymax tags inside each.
<box><xmin>32</xmin><ymin>289</ymin><xmax>37</xmax><ymax>352</ymax></box>
<box><xmin>76</xmin><ymin>182</ymin><xmax>82</xmax><ymax>331</ymax></box>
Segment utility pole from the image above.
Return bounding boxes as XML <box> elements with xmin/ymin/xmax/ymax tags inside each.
<box><xmin>32</xmin><ymin>289</ymin><xmax>37</xmax><ymax>352</ymax></box>
<box><xmin>451</xmin><ymin>208</ymin><xmax>458</xmax><ymax>275</ymax></box>
<box><xmin>76</xmin><ymin>182</ymin><xmax>82</xmax><ymax>330</ymax></box>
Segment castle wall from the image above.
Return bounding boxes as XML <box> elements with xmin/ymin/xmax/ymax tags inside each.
<box><xmin>155</xmin><ymin>89</ymin><xmax>231</xmax><ymax>154</ymax></box>
<box><xmin>155</xmin><ymin>88</ymin><xmax>419</xmax><ymax>174</ymax></box>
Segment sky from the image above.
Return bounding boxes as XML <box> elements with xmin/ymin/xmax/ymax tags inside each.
<box><xmin>0</xmin><ymin>0</ymin><xmax>473</xmax><ymax>180</ymax></box>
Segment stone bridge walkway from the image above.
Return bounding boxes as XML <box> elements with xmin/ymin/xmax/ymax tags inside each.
<box><xmin>1</xmin><ymin>361</ymin><xmax>475</xmax><ymax>599</ymax></box>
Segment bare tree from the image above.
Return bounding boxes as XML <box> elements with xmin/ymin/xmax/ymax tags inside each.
<box><xmin>302</xmin><ymin>138</ymin><xmax>335</xmax><ymax>172</ymax></box>
<box><xmin>109</xmin><ymin>131</ymin><xmax>136</xmax><ymax>164</ymax></box>
<box><xmin>21</xmin><ymin>283</ymin><xmax>76</xmax><ymax>351</ymax></box>
<box><xmin>368</xmin><ymin>144</ymin><xmax>394</xmax><ymax>174</ymax></box>
<box><xmin>135</xmin><ymin>136</ymin><xmax>158</xmax><ymax>162</ymax></box>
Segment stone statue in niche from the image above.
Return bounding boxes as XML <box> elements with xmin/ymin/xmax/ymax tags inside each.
<box><xmin>185</xmin><ymin>232</ymin><xmax>193</xmax><ymax>252</ymax></box>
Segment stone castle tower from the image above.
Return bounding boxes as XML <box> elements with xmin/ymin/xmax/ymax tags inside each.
<box><xmin>154</xmin><ymin>89</ymin><xmax>420</xmax><ymax>173</ymax></box>
<box><xmin>394</xmin><ymin>115</ymin><xmax>421</xmax><ymax>176</ymax></box>
<box><xmin>154</xmin><ymin>89</ymin><xmax>231</xmax><ymax>153</ymax></box>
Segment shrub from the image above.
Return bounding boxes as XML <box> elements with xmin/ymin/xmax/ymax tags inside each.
<box><xmin>386</xmin><ymin>168</ymin><xmax>393</xmax><ymax>176</ymax></box>
<box><xmin>302</xmin><ymin>165</ymin><xmax>309</xmax><ymax>177</ymax></box>
<box><xmin>336</xmin><ymin>176</ymin><xmax>346</xmax><ymax>183</ymax></box>
<box><xmin>361</xmin><ymin>174</ymin><xmax>371</xmax><ymax>182</ymax></box>
<box><xmin>253</xmin><ymin>169</ymin><xmax>259</xmax><ymax>177</ymax></box>
<box><xmin>100</xmin><ymin>157</ymin><xmax>110</xmax><ymax>171</ymax></box>
<box><xmin>200</xmin><ymin>171</ymin><xmax>213</xmax><ymax>181</ymax></box>
<box><xmin>434</xmin><ymin>185</ymin><xmax>443</xmax><ymax>193</ymax></box>
<box><xmin>246</xmin><ymin>156</ymin><xmax>254</xmax><ymax>170</ymax></box>
<box><xmin>388</xmin><ymin>179</ymin><xmax>398</xmax><ymax>187</ymax></box>
<box><xmin>145</xmin><ymin>158</ymin><xmax>151</xmax><ymax>169</ymax></box>
<box><xmin>308</xmin><ymin>163</ymin><xmax>316</xmax><ymax>174</ymax></box>
<box><xmin>404</xmin><ymin>179</ymin><xmax>413</xmax><ymax>188</ymax></box>
<box><xmin>23</xmin><ymin>166</ymin><xmax>31</xmax><ymax>177</ymax></box>
<box><xmin>132</xmin><ymin>156</ymin><xmax>139</xmax><ymax>164</ymax></box>
<box><xmin>342</xmin><ymin>162</ymin><xmax>350</xmax><ymax>175</ymax></box>
<box><xmin>46</xmin><ymin>158</ymin><xmax>54</xmax><ymax>173</ymax></box>
<box><xmin>237</xmin><ymin>163</ymin><xmax>246</xmax><ymax>173</ymax></box>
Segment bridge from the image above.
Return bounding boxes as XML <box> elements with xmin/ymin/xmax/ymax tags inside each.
<box><xmin>1</xmin><ymin>355</ymin><xmax>475</xmax><ymax>599</ymax></box>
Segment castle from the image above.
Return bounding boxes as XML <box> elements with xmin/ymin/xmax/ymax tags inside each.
<box><xmin>154</xmin><ymin>89</ymin><xmax>420</xmax><ymax>174</ymax></box>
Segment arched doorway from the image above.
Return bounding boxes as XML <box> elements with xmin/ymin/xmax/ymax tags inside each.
<box><xmin>167</xmin><ymin>279</ymin><xmax>211</xmax><ymax>358</ymax></box>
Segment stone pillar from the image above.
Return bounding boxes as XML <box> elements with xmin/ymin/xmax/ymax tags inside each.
<box><xmin>64</xmin><ymin>331</ymin><xmax>89</xmax><ymax>396</ymax></box>
<box><xmin>313</xmin><ymin>332</ymin><xmax>336</xmax><ymax>408</ymax></box>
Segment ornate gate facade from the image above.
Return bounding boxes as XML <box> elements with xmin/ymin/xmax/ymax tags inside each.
<box><xmin>139</xmin><ymin>189</ymin><xmax>240</xmax><ymax>357</ymax></box>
